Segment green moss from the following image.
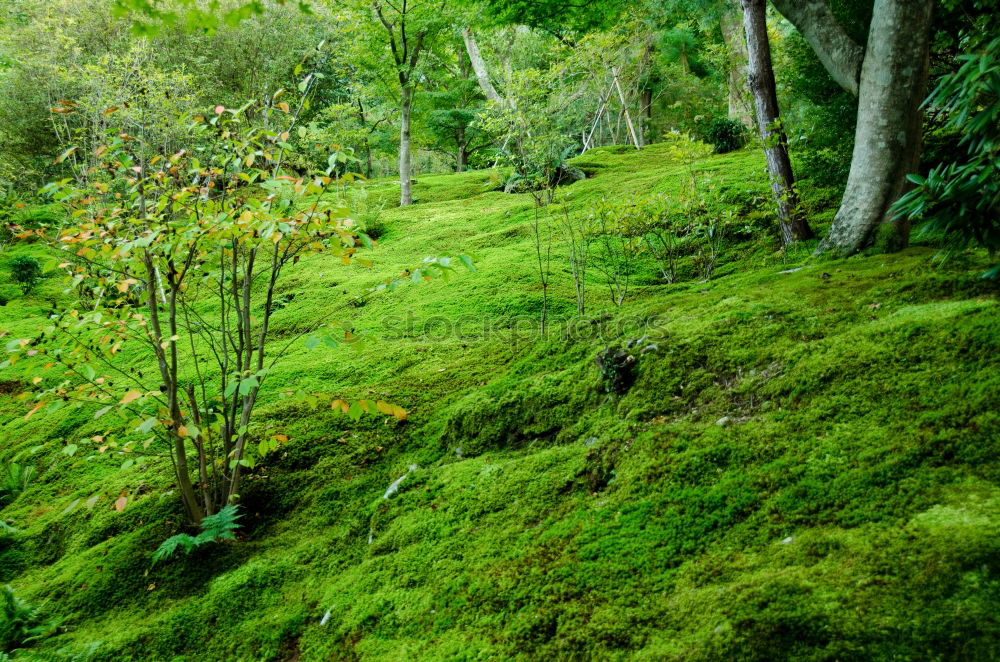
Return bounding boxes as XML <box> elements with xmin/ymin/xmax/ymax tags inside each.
<box><xmin>1</xmin><ymin>142</ymin><xmax>998</xmax><ymax>660</ymax></box>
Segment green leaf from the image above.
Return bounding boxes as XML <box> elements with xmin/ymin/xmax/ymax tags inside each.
<box><xmin>459</xmin><ymin>254</ymin><xmax>478</xmax><ymax>273</ymax></box>
<box><xmin>93</xmin><ymin>406</ymin><xmax>112</xmax><ymax>420</ymax></box>
<box><xmin>62</xmin><ymin>444</ymin><xmax>79</xmax><ymax>457</ymax></box>
<box><xmin>137</xmin><ymin>417</ymin><xmax>158</xmax><ymax>434</ymax></box>
<box><xmin>238</xmin><ymin>375</ymin><xmax>259</xmax><ymax>396</ymax></box>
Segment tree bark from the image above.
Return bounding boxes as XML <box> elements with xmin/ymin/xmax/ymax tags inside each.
<box><xmin>462</xmin><ymin>27</ymin><xmax>505</xmax><ymax>106</ymax></box>
<box><xmin>612</xmin><ymin>66</ymin><xmax>641</xmax><ymax>150</ymax></box>
<box><xmin>456</xmin><ymin>123</ymin><xmax>468</xmax><ymax>172</ymax></box>
<box><xmin>742</xmin><ymin>0</ymin><xmax>814</xmax><ymax>243</ymax></box>
<box><xmin>721</xmin><ymin>0</ymin><xmax>753</xmax><ymax>127</ymax></box>
<box><xmin>816</xmin><ymin>0</ymin><xmax>933</xmax><ymax>254</ymax></box>
<box><xmin>399</xmin><ymin>83</ymin><xmax>413</xmax><ymax>206</ymax></box>
<box><xmin>357</xmin><ymin>98</ymin><xmax>373</xmax><ymax>179</ymax></box>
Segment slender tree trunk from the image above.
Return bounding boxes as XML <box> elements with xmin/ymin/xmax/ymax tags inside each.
<box><xmin>357</xmin><ymin>98</ymin><xmax>373</xmax><ymax>179</ymax></box>
<box><xmin>640</xmin><ymin>88</ymin><xmax>653</xmax><ymax>143</ymax></box>
<box><xmin>456</xmin><ymin>123</ymin><xmax>468</xmax><ymax>171</ymax></box>
<box><xmin>721</xmin><ymin>0</ymin><xmax>753</xmax><ymax>127</ymax></box>
<box><xmin>818</xmin><ymin>0</ymin><xmax>933</xmax><ymax>254</ymax></box>
<box><xmin>612</xmin><ymin>66</ymin><xmax>641</xmax><ymax>149</ymax></box>
<box><xmin>741</xmin><ymin>0</ymin><xmax>814</xmax><ymax>243</ymax></box>
<box><xmin>399</xmin><ymin>82</ymin><xmax>413</xmax><ymax>206</ymax></box>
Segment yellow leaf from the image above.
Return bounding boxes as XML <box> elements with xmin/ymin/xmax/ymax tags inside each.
<box><xmin>116</xmin><ymin>278</ymin><xmax>137</xmax><ymax>293</ymax></box>
<box><xmin>114</xmin><ymin>494</ymin><xmax>127</xmax><ymax>512</ymax></box>
<box><xmin>277</xmin><ymin>102</ymin><xmax>290</xmax><ymax>113</ymax></box>
<box><xmin>120</xmin><ymin>390</ymin><xmax>142</xmax><ymax>404</ymax></box>
<box><xmin>177</xmin><ymin>425</ymin><xmax>189</xmax><ymax>438</ymax></box>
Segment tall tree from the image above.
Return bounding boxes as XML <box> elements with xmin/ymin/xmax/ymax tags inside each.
<box><xmin>771</xmin><ymin>0</ymin><xmax>934</xmax><ymax>254</ymax></box>
<box><xmin>373</xmin><ymin>1</ymin><xmax>425</xmax><ymax>206</ymax></box>
<box><xmin>720</xmin><ymin>0</ymin><xmax>752</xmax><ymax>126</ymax></box>
<box><xmin>741</xmin><ymin>0</ymin><xmax>813</xmax><ymax>243</ymax></box>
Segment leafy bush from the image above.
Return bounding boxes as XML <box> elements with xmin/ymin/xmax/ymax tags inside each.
<box><xmin>152</xmin><ymin>504</ymin><xmax>242</xmax><ymax>563</ymax></box>
<box><xmin>705</xmin><ymin>117</ymin><xmax>748</xmax><ymax>154</ymax></box>
<box><xmin>7</xmin><ymin>256</ymin><xmax>42</xmax><ymax>295</ymax></box>
<box><xmin>894</xmin><ymin>36</ymin><xmax>1000</xmax><ymax>276</ymax></box>
<box><xmin>347</xmin><ymin>187</ymin><xmax>387</xmax><ymax>240</ymax></box>
<box><xmin>0</xmin><ymin>585</ymin><xmax>61</xmax><ymax>653</ymax></box>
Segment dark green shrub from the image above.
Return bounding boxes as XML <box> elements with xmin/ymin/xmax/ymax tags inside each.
<box><xmin>705</xmin><ymin>117</ymin><xmax>748</xmax><ymax>154</ymax></box>
<box><xmin>8</xmin><ymin>256</ymin><xmax>42</xmax><ymax>295</ymax></box>
<box><xmin>894</xmin><ymin>36</ymin><xmax>1000</xmax><ymax>277</ymax></box>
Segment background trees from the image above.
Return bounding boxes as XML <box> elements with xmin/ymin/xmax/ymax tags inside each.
<box><xmin>0</xmin><ymin>0</ymin><xmax>994</xmax><ymax>257</ymax></box>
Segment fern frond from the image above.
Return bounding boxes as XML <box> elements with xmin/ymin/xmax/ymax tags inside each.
<box><xmin>152</xmin><ymin>533</ymin><xmax>196</xmax><ymax>563</ymax></box>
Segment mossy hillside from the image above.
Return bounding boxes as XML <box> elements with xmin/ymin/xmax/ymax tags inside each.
<box><xmin>0</xmin><ymin>143</ymin><xmax>997</xmax><ymax>660</ymax></box>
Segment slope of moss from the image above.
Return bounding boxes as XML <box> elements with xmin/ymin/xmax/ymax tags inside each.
<box><xmin>0</xmin><ymin>142</ymin><xmax>998</xmax><ymax>661</ymax></box>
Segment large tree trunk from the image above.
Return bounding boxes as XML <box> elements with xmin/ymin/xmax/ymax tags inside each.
<box><xmin>742</xmin><ymin>0</ymin><xmax>814</xmax><ymax>243</ymax></box>
<box><xmin>399</xmin><ymin>83</ymin><xmax>413</xmax><ymax>206</ymax></box>
<box><xmin>721</xmin><ymin>0</ymin><xmax>753</xmax><ymax>127</ymax></box>
<box><xmin>818</xmin><ymin>0</ymin><xmax>932</xmax><ymax>254</ymax></box>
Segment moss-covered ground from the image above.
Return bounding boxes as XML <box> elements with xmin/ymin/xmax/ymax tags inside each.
<box><xmin>0</xmin><ymin>141</ymin><xmax>998</xmax><ymax>660</ymax></box>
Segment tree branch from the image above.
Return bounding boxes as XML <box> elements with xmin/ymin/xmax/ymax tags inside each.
<box><xmin>770</xmin><ymin>0</ymin><xmax>864</xmax><ymax>96</ymax></box>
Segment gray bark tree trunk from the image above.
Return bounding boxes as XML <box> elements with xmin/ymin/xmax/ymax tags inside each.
<box><xmin>771</xmin><ymin>0</ymin><xmax>934</xmax><ymax>254</ymax></box>
<box><xmin>742</xmin><ymin>0</ymin><xmax>814</xmax><ymax>243</ymax></box>
<box><xmin>462</xmin><ymin>27</ymin><xmax>505</xmax><ymax>106</ymax></box>
<box><xmin>817</xmin><ymin>0</ymin><xmax>933</xmax><ymax>254</ymax></box>
<box><xmin>721</xmin><ymin>0</ymin><xmax>753</xmax><ymax>127</ymax></box>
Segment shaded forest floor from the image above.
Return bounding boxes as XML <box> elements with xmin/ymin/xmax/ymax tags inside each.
<box><xmin>1</xmin><ymin>142</ymin><xmax>998</xmax><ymax>661</ymax></box>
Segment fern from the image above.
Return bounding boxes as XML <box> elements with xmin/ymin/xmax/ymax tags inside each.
<box><xmin>152</xmin><ymin>504</ymin><xmax>241</xmax><ymax>563</ymax></box>
<box><xmin>0</xmin><ymin>584</ymin><xmax>60</xmax><ymax>651</ymax></box>
<box><xmin>150</xmin><ymin>534</ymin><xmax>196</xmax><ymax>564</ymax></box>
<box><xmin>0</xmin><ymin>462</ymin><xmax>35</xmax><ymax>506</ymax></box>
